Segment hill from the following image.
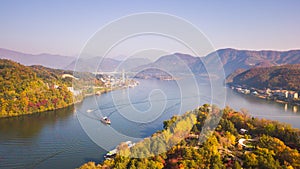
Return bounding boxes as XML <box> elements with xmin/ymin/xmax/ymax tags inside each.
<box><xmin>228</xmin><ymin>64</ymin><xmax>300</xmax><ymax>91</ymax></box>
<box><xmin>65</xmin><ymin>57</ymin><xmax>120</xmax><ymax>72</ymax></box>
<box><xmin>133</xmin><ymin>53</ymin><xmax>206</xmax><ymax>79</ymax></box>
<box><xmin>134</xmin><ymin>53</ymin><xmax>203</xmax><ymax>73</ymax></box>
<box><xmin>0</xmin><ymin>59</ymin><xmax>73</xmax><ymax>117</ymax></box>
<box><xmin>79</xmin><ymin>104</ymin><xmax>300</xmax><ymax>169</ymax></box>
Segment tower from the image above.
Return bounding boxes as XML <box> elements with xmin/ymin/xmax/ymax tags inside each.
<box><xmin>122</xmin><ymin>69</ymin><xmax>125</xmax><ymax>84</ymax></box>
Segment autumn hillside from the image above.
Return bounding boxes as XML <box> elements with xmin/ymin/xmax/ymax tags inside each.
<box><xmin>79</xmin><ymin>104</ymin><xmax>300</xmax><ymax>169</ymax></box>
<box><xmin>229</xmin><ymin>64</ymin><xmax>300</xmax><ymax>91</ymax></box>
<box><xmin>0</xmin><ymin>59</ymin><xmax>73</xmax><ymax>117</ymax></box>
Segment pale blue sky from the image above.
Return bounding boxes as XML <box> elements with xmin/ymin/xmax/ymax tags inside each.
<box><xmin>0</xmin><ymin>0</ymin><xmax>300</xmax><ymax>56</ymax></box>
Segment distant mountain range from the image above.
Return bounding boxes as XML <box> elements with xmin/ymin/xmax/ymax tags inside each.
<box><xmin>134</xmin><ymin>48</ymin><xmax>300</xmax><ymax>79</ymax></box>
<box><xmin>227</xmin><ymin>64</ymin><xmax>300</xmax><ymax>91</ymax></box>
<box><xmin>133</xmin><ymin>53</ymin><xmax>205</xmax><ymax>74</ymax></box>
<box><xmin>0</xmin><ymin>48</ymin><xmax>152</xmax><ymax>72</ymax></box>
<box><xmin>0</xmin><ymin>48</ymin><xmax>75</xmax><ymax>69</ymax></box>
<box><xmin>66</xmin><ymin>57</ymin><xmax>151</xmax><ymax>72</ymax></box>
<box><xmin>213</xmin><ymin>48</ymin><xmax>300</xmax><ymax>76</ymax></box>
<box><xmin>1</xmin><ymin>48</ymin><xmax>300</xmax><ymax>78</ymax></box>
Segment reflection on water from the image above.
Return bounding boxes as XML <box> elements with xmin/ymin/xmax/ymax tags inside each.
<box><xmin>285</xmin><ymin>104</ymin><xmax>288</xmax><ymax>112</ymax></box>
<box><xmin>226</xmin><ymin>89</ymin><xmax>299</xmax><ymax>114</ymax></box>
<box><xmin>0</xmin><ymin>105</ymin><xmax>106</xmax><ymax>169</ymax></box>
<box><xmin>0</xmin><ymin>106</ymin><xmax>75</xmax><ymax>141</ymax></box>
<box><xmin>226</xmin><ymin>89</ymin><xmax>300</xmax><ymax>129</ymax></box>
<box><xmin>293</xmin><ymin>106</ymin><xmax>298</xmax><ymax>113</ymax></box>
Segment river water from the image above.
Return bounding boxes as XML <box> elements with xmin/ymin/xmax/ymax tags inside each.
<box><xmin>0</xmin><ymin>78</ymin><xmax>299</xmax><ymax>169</ymax></box>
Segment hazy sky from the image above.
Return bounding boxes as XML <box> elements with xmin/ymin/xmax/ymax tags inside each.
<box><xmin>1</xmin><ymin>0</ymin><xmax>300</xmax><ymax>56</ymax></box>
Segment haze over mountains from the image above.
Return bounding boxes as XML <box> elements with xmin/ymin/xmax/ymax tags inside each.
<box><xmin>0</xmin><ymin>48</ymin><xmax>74</xmax><ymax>69</ymax></box>
<box><xmin>1</xmin><ymin>48</ymin><xmax>299</xmax><ymax>77</ymax></box>
<box><xmin>213</xmin><ymin>48</ymin><xmax>300</xmax><ymax>76</ymax></box>
<box><xmin>66</xmin><ymin>57</ymin><xmax>152</xmax><ymax>72</ymax></box>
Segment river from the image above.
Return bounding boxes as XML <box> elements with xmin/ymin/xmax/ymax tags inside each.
<box><xmin>0</xmin><ymin>77</ymin><xmax>299</xmax><ymax>169</ymax></box>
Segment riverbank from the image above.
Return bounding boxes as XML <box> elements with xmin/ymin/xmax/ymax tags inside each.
<box><xmin>228</xmin><ymin>85</ymin><xmax>300</xmax><ymax>107</ymax></box>
<box><xmin>1</xmin><ymin>80</ymin><xmax>140</xmax><ymax>119</ymax></box>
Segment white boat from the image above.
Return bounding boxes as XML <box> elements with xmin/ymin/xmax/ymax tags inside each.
<box><xmin>86</xmin><ymin>109</ymin><xmax>93</xmax><ymax>113</ymax></box>
<box><xmin>104</xmin><ymin>141</ymin><xmax>135</xmax><ymax>159</ymax></box>
<box><xmin>100</xmin><ymin>116</ymin><xmax>111</xmax><ymax>125</ymax></box>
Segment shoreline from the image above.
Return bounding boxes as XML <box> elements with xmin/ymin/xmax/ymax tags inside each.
<box><xmin>0</xmin><ymin>83</ymin><xmax>138</xmax><ymax>119</ymax></box>
<box><xmin>0</xmin><ymin>102</ymin><xmax>75</xmax><ymax>119</ymax></box>
<box><xmin>228</xmin><ymin>85</ymin><xmax>300</xmax><ymax>107</ymax></box>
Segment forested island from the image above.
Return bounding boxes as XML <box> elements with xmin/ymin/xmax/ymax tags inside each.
<box><xmin>79</xmin><ymin>104</ymin><xmax>300</xmax><ymax>169</ymax></box>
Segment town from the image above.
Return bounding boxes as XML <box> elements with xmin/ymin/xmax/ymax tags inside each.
<box><xmin>229</xmin><ymin>84</ymin><xmax>300</xmax><ymax>110</ymax></box>
<box><xmin>58</xmin><ymin>71</ymin><xmax>140</xmax><ymax>98</ymax></box>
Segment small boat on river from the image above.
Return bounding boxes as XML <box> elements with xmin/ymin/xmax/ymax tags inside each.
<box><xmin>100</xmin><ymin>116</ymin><xmax>111</xmax><ymax>125</ymax></box>
<box><xmin>104</xmin><ymin>141</ymin><xmax>135</xmax><ymax>159</ymax></box>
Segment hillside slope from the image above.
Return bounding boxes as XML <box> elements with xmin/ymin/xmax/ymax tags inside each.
<box><xmin>135</xmin><ymin>49</ymin><xmax>300</xmax><ymax>79</ymax></box>
<box><xmin>79</xmin><ymin>104</ymin><xmax>300</xmax><ymax>169</ymax></box>
<box><xmin>0</xmin><ymin>59</ymin><xmax>73</xmax><ymax>117</ymax></box>
<box><xmin>210</xmin><ymin>48</ymin><xmax>300</xmax><ymax>76</ymax></box>
<box><xmin>229</xmin><ymin>64</ymin><xmax>300</xmax><ymax>91</ymax></box>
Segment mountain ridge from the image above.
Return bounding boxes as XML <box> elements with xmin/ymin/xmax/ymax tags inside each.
<box><xmin>228</xmin><ymin>64</ymin><xmax>300</xmax><ymax>91</ymax></box>
<box><xmin>0</xmin><ymin>48</ymin><xmax>75</xmax><ymax>69</ymax></box>
<box><xmin>1</xmin><ymin>47</ymin><xmax>300</xmax><ymax>76</ymax></box>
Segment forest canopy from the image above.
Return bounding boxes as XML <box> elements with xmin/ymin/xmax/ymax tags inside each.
<box><xmin>79</xmin><ymin>104</ymin><xmax>300</xmax><ymax>169</ymax></box>
<box><xmin>0</xmin><ymin>59</ymin><xmax>73</xmax><ymax>117</ymax></box>
<box><xmin>229</xmin><ymin>64</ymin><xmax>300</xmax><ymax>91</ymax></box>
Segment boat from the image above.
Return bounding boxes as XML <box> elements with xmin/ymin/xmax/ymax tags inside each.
<box><xmin>104</xmin><ymin>141</ymin><xmax>135</xmax><ymax>159</ymax></box>
<box><xmin>100</xmin><ymin>116</ymin><xmax>111</xmax><ymax>125</ymax></box>
<box><xmin>86</xmin><ymin>109</ymin><xmax>93</xmax><ymax>113</ymax></box>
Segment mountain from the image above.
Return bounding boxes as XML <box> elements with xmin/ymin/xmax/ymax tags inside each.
<box><xmin>65</xmin><ymin>57</ymin><xmax>120</xmax><ymax>72</ymax></box>
<box><xmin>225</xmin><ymin>68</ymin><xmax>247</xmax><ymax>83</ymax></box>
<box><xmin>134</xmin><ymin>53</ymin><xmax>202</xmax><ymax>73</ymax></box>
<box><xmin>0</xmin><ymin>48</ymin><xmax>75</xmax><ymax>69</ymax></box>
<box><xmin>228</xmin><ymin>64</ymin><xmax>300</xmax><ymax>91</ymax></box>
<box><xmin>2</xmin><ymin>48</ymin><xmax>300</xmax><ymax>76</ymax></box>
<box><xmin>211</xmin><ymin>48</ymin><xmax>300</xmax><ymax>76</ymax></box>
<box><xmin>66</xmin><ymin>57</ymin><xmax>152</xmax><ymax>72</ymax></box>
<box><xmin>133</xmin><ymin>53</ymin><xmax>207</xmax><ymax>79</ymax></box>
<box><xmin>134</xmin><ymin>49</ymin><xmax>300</xmax><ymax>79</ymax></box>
<box><xmin>0</xmin><ymin>48</ymin><xmax>152</xmax><ymax>72</ymax></box>
<box><xmin>118</xmin><ymin>58</ymin><xmax>152</xmax><ymax>71</ymax></box>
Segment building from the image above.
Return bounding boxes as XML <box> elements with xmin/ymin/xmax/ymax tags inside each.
<box><xmin>294</xmin><ymin>92</ymin><xmax>298</xmax><ymax>99</ymax></box>
<box><xmin>266</xmin><ymin>88</ymin><xmax>272</xmax><ymax>96</ymax></box>
<box><xmin>285</xmin><ymin>91</ymin><xmax>289</xmax><ymax>98</ymax></box>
